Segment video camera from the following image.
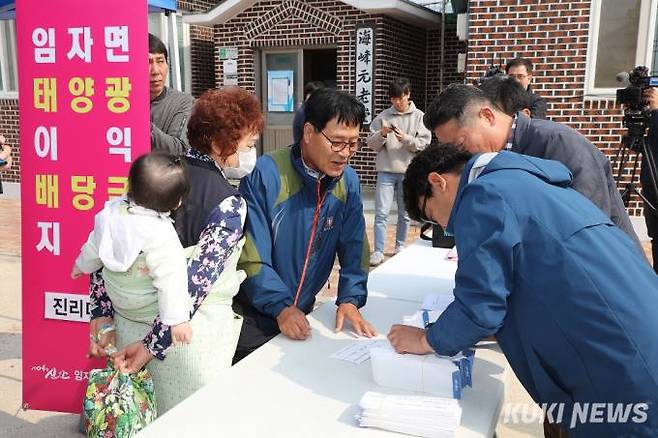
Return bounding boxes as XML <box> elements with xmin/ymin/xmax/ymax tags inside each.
<box><xmin>616</xmin><ymin>66</ymin><xmax>658</xmax><ymax>147</ymax></box>
<box><xmin>472</xmin><ymin>60</ymin><xmax>505</xmax><ymax>86</ymax></box>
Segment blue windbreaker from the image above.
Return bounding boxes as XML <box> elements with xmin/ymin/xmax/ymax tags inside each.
<box><xmin>236</xmin><ymin>144</ymin><xmax>369</xmax><ymax>333</ymax></box>
<box><xmin>428</xmin><ymin>151</ymin><xmax>658</xmax><ymax>436</ymax></box>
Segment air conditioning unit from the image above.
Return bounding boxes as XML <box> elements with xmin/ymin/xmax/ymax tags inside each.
<box><xmin>456</xmin><ymin>13</ymin><xmax>468</xmax><ymax>41</ymax></box>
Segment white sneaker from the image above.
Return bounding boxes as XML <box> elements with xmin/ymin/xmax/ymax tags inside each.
<box><xmin>393</xmin><ymin>245</ymin><xmax>402</xmax><ymax>255</ymax></box>
<box><xmin>369</xmin><ymin>251</ymin><xmax>385</xmax><ymax>266</ymax></box>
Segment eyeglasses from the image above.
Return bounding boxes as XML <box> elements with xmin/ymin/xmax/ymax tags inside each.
<box><xmin>420</xmin><ymin>185</ymin><xmax>439</xmax><ymax>225</ymax></box>
<box><xmin>508</xmin><ymin>73</ymin><xmax>529</xmax><ymax>80</ymax></box>
<box><xmin>319</xmin><ymin>130</ymin><xmax>361</xmax><ymax>153</ymax></box>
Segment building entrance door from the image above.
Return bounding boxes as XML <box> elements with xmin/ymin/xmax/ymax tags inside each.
<box><xmin>259</xmin><ymin>48</ymin><xmax>337</xmax><ymax>154</ymax></box>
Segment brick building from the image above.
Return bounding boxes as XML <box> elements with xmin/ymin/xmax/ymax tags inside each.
<box><xmin>464</xmin><ymin>0</ymin><xmax>658</xmax><ymax>216</ymax></box>
<box><xmin>0</xmin><ymin>0</ymin><xmax>465</xmax><ymax>194</ymax></box>
<box><xmin>185</xmin><ymin>0</ymin><xmax>465</xmax><ymax>186</ymax></box>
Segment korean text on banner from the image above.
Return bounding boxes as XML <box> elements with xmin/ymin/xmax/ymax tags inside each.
<box><xmin>16</xmin><ymin>0</ymin><xmax>150</xmax><ymax>413</ymax></box>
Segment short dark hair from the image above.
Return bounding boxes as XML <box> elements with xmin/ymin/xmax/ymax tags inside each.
<box><xmin>128</xmin><ymin>152</ymin><xmax>190</xmax><ymax>213</ymax></box>
<box><xmin>148</xmin><ymin>33</ymin><xmax>168</xmax><ymax>62</ymax></box>
<box><xmin>389</xmin><ymin>78</ymin><xmax>412</xmax><ymax>99</ymax></box>
<box><xmin>505</xmin><ymin>57</ymin><xmax>533</xmax><ymax>74</ymax></box>
<box><xmin>478</xmin><ymin>75</ymin><xmax>531</xmax><ymax>116</ymax></box>
<box><xmin>403</xmin><ymin>143</ymin><xmax>472</xmax><ymax>222</ymax></box>
<box><xmin>423</xmin><ymin>84</ymin><xmax>493</xmax><ymax>131</ymax></box>
<box><xmin>303</xmin><ymin>81</ymin><xmax>325</xmax><ymax>100</ymax></box>
<box><xmin>304</xmin><ymin>88</ymin><xmax>366</xmax><ymax>132</ymax></box>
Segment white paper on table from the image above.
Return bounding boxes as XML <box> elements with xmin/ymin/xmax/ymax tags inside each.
<box><xmin>357</xmin><ymin>391</ymin><xmax>462</xmax><ymax>438</ymax></box>
<box><xmin>330</xmin><ymin>339</ymin><xmax>389</xmax><ymax>364</ymax></box>
<box><xmin>420</xmin><ymin>293</ymin><xmax>454</xmax><ymax>312</ymax></box>
<box><xmin>369</xmin><ymin>342</ymin><xmax>462</xmax><ymax>398</ymax></box>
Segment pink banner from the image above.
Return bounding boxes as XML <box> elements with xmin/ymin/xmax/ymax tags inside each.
<box><xmin>17</xmin><ymin>0</ymin><xmax>150</xmax><ymax>413</ymax></box>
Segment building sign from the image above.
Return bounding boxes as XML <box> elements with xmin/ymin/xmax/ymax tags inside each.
<box><xmin>16</xmin><ymin>0</ymin><xmax>150</xmax><ymax>413</ymax></box>
<box><xmin>355</xmin><ymin>24</ymin><xmax>375</xmax><ymax>125</ymax></box>
<box><xmin>219</xmin><ymin>46</ymin><xmax>238</xmax><ymax>60</ymax></box>
<box><xmin>223</xmin><ymin>59</ymin><xmax>238</xmax><ymax>86</ymax></box>
<box><xmin>267</xmin><ymin>70</ymin><xmax>294</xmax><ymax>112</ymax></box>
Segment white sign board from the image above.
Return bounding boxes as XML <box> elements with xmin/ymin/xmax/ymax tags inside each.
<box><xmin>355</xmin><ymin>25</ymin><xmax>374</xmax><ymax>124</ymax></box>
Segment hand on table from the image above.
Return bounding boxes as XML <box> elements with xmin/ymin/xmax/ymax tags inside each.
<box><xmin>335</xmin><ymin>303</ymin><xmax>376</xmax><ymax>337</ymax></box>
<box><xmin>276</xmin><ymin>306</ymin><xmax>311</xmax><ymax>340</ymax></box>
<box><xmin>387</xmin><ymin>324</ymin><xmax>434</xmax><ymax>355</ymax></box>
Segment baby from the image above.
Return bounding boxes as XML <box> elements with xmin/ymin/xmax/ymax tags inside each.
<box><xmin>72</xmin><ymin>152</ymin><xmax>193</xmax><ymax>345</ymax></box>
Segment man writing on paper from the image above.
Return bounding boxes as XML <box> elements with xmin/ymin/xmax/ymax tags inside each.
<box><xmin>389</xmin><ymin>143</ymin><xmax>658</xmax><ymax>437</ymax></box>
<box><xmin>234</xmin><ymin>88</ymin><xmax>375</xmax><ymax>362</ymax></box>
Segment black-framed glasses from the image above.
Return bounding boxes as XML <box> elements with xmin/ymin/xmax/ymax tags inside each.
<box><xmin>319</xmin><ymin>130</ymin><xmax>361</xmax><ymax>153</ymax></box>
<box><xmin>420</xmin><ymin>185</ymin><xmax>439</xmax><ymax>225</ymax></box>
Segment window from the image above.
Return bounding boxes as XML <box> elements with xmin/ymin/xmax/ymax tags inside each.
<box><xmin>149</xmin><ymin>12</ymin><xmax>192</xmax><ymax>94</ymax></box>
<box><xmin>0</xmin><ymin>19</ymin><xmax>18</xmax><ymax>98</ymax></box>
<box><xmin>586</xmin><ymin>0</ymin><xmax>658</xmax><ymax>96</ymax></box>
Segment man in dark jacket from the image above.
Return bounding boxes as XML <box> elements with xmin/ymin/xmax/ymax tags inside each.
<box><xmin>506</xmin><ymin>57</ymin><xmax>547</xmax><ymax>119</ymax></box>
<box><xmin>149</xmin><ymin>33</ymin><xmax>194</xmax><ymax>154</ymax></box>
<box><xmin>643</xmin><ymin>88</ymin><xmax>658</xmax><ymax>272</ymax></box>
<box><xmin>424</xmin><ymin>84</ymin><xmax>643</xmax><ymax>250</ymax></box>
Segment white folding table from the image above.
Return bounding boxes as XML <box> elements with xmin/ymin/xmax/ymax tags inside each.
<box><xmin>137</xmin><ymin>239</ymin><xmax>508</xmax><ymax>438</ymax></box>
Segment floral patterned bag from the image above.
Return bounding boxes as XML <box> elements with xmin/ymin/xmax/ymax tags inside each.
<box><xmin>83</xmin><ymin>360</ymin><xmax>157</xmax><ymax>438</ymax></box>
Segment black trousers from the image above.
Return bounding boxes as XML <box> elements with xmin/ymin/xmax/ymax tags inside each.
<box><xmin>232</xmin><ymin>300</ymin><xmax>279</xmax><ymax>365</ymax></box>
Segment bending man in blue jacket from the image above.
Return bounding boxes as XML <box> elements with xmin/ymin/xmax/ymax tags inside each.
<box><xmin>389</xmin><ymin>144</ymin><xmax>658</xmax><ymax>437</ymax></box>
<box><xmin>234</xmin><ymin>88</ymin><xmax>375</xmax><ymax>363</ymax></box>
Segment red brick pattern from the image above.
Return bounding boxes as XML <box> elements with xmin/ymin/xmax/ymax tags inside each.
<box><xmin>0</xmin><ymin>99</ymin><xmax>19</xmax><ymax>184</ymax></box>
<box><xmin>467</xmin><ymin>0</ymin><xmax>643</xmax><ymax>214</ymax></box>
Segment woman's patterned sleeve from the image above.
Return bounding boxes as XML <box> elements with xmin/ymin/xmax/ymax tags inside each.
<box><xmin>142</xmin><ymin>195</ymin><xmax>246</xmax><ymax>360</ymax></box>
<box><xmin>89</xmin><ymin>269</ymin><xmax>115</xmax><ymax>319</ymax></box>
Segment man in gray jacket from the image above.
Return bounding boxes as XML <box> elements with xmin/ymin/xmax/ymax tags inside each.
<box><xmin>367</xmin><ymin>78</ymin><xmax>431</xmax><ymax>266</ymax></box>
<box><xmin>149</xmin><ymin>33</ymin><xmax>194</xmax><ymax>154</ymax></box>
<box><xmin>425</xmin><ymin>84</ymin><xmax>642</xmax><ymax>249</ymax></box>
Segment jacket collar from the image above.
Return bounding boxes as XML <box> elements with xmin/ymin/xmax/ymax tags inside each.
<box><xmin>291</xmin><ymin>142</ymin><xmax>341</xmax><ymax>193</ymax></box>
<box><xmin>510</xmin><ymin>111</ymin><xmax>532</xmax><ymax>153</ymax></box>
<box><xmin>446</xmin><ymin>154</ymin><xmax>484</xmax><ymax>235</ymax></box>
<box><xmin>186</xmin><ymin>148</ymin><xmax>229</xmax><ymax>179</ymax></box>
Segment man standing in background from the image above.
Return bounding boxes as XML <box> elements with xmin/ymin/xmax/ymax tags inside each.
<box><xmin>366</xmin><ymin>78</ymin><xmax>431</xmax><ymax>266</ymax></box>
<box><xmin>506</xmin><ymin>57</ymin><xmax>547</xmax><ymax>119</ymax></box>
<box><xmin>149</xmin><ymin>33</ymin><xmax>194</xmax><ymax>154</ymax></box>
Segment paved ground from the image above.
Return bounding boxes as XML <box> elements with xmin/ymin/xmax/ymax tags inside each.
<box><xmin>0</xmin><ymin>197</ymin><xmax>653</xmax><ymax>437</ymax></box>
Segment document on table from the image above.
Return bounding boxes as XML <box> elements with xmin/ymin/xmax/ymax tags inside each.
<box><xmin>421</xmin><ymin>293</ymin><xmax>454</xmax><ymax>312</ymax></box>
<box><xmin>330</xmin><ymin>339</ymin><xmax>389</xmax><ymax>364</ymax></box>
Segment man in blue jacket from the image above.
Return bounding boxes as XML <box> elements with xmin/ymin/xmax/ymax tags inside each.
<box><xmin>389</xmin><ymin>144</ymin><xmax>658</xmax><ymax>436</ymax></box>
<box><xmin>234</xmin><ymin>88</ymin><xmax>375</xmax><ymax>362</ymax></box>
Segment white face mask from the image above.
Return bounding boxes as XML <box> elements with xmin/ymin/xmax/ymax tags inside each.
<box><xmin>223</xmin><ymin>148</ymin><xmax>257</xmax><ymax>179</ymax></box>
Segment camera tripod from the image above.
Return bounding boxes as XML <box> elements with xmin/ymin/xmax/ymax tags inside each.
<box><xmin>612</xmin><ymin>134</ymin><xmax>658</xmax><ymax>214</ymax></box>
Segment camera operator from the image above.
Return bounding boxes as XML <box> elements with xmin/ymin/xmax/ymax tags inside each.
<box><xmin>643</xmin><ymin>87</ymin><xmax>658</xmax><ymax>272</ymax></box>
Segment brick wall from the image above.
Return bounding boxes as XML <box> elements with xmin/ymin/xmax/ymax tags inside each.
<box><xmin>180</xmin><ymin>0</ymin><xmax>218</xmax><ymax>97</ymax></box>
<box><xmin>466</xmin><ymin>0</ymin><xmax>643</xmax><ymax>215</ymax></box>
<box><xmin>211</xmin><ymin>0</ymin><xmax>433</xmax><ymax>187</ymax></box>
<box><xmin>427</xmin><ymin>19</ymin><xmax>467</xmax><ymax>103</ymax></box>
<box><xmin>0</xmin><ymin>99</ymin><xmax>19</xmax><ymax>185</ymax></box>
